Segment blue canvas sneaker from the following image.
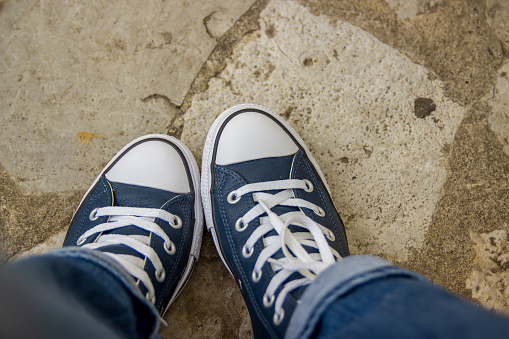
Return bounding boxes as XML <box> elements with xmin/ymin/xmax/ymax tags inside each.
<box><xmin>201</xmin><ymin>104</ymin><xmax>350</xmax><ymax>338</ymax></box>
<box><xmin>63</xmin><ymin>134</ymin><xmax>203</xmax><ymax>316</ymax></box>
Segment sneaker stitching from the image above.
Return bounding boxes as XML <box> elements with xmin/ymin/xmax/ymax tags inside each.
<box><xmin>154</xmin><ymin>194</ymin><xmax>192</xmax><ymax>310</ymax></box>
<box><xmin>297</xmin><ymin>153</ymin><xmax>347</xmax><ymax>256</ymax></box>
<box><xmin>215</xmin><ymin>167</ymin><xmax>280</xmax><ymax>338</ymax></box>
<box><xmin>75</xmin><ymin>178</ymin><xmax>111</xmax><ymax>245</ymax></box>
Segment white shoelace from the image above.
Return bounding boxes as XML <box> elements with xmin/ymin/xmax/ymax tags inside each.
<box><xmin>78</xmin><ymin>206</ymin><xmax>181</xmax><ymax>303</ymax></box>
<box><xmin>229</xmin><ymin>179</ymin><xmax>342</xmax><ymax>323</ymax></box>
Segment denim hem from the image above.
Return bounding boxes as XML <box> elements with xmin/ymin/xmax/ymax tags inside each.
<box><xmin>285</xmin><ymin>255</ymin><xmax>426</xmax><ymax>339</ymax></box>
<box><xmin>41</xmin><ymin>247</ymin><xmax>161</xmax><ymax>338</ymax></box>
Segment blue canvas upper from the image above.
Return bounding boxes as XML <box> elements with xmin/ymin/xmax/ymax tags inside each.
<box><xmin>64</xmin><ymin>176</ymin><xmax>196</xmax><ymax>315</ymax></box>
<box><xmin>210</xmin><ymin>145</ymin><xmax>349</xmax><ymax>338</ymax></box>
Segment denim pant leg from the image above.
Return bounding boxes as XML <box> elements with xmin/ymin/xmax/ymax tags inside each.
<box><xmin>286</xmin><ymin>255</ymin><xmax>509</xmax><ymax>339</ymax></box>
<box><xmin>0</xmin><ymin>247</ymin><xmax>160</xmax><ymax>339</ymax></box>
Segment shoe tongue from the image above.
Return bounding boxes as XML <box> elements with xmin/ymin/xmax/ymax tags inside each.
<box><xmin>289</xmin><ymin>278</ymin><xmax>308</xmax><ymax>299</ymax></box>
<box><xmin>109</xmin><ymin>181</ymin><xmax>179</xmax><ymax>208</ymax></box>
<box><xmin>226</xmin><ymin>154</ymin><xmax>319</xmax><ymax>301</ymax></box>
<box><xmin>225</xmin><ymin>154</ymin><xmax>296</xmax><ymax>183</ymax></box>
<box><xmin>96</xmin><ymin>181</ymin><xmax>178</xmax><ymax>263</ymax></box>
<box><xmin>225</xmin><ymin>154</ymin><xmax>298</xmax><ymax>217</ymax></box>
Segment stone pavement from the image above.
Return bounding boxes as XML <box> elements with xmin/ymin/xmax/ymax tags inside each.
<box><xmin>1</xmin><ymin>0</ymin><xmax>509</xmax><ymax>337</ymax></box>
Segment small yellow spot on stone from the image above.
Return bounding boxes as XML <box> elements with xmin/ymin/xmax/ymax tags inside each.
<box><xmin>76</xmin><ymin>132</ymin><xmax>102</xmax><ymax>144</ymax></box>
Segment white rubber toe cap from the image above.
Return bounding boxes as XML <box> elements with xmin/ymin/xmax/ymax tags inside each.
<box><xmin>105</xmin><ymin>139</ymin><xmax>190</xmax><ymax>193</ymax></box>
<box><xmin>216</xmin><ymin>111</ymin><xmax>299</xmax><ymax>166</ymax></box>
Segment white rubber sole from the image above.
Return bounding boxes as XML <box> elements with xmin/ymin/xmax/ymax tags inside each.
<box><xmin>67</xmin><ymin>134</ymin><xmax>203</xmax><ymax>315</ymax></box>
<box><xmin>200</xmin><ymin>104</ymin><xmax>333</xmax><ymax>276</ymax></box>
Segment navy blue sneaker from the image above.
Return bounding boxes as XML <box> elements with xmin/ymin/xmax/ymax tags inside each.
<box><xmin>63</xmin><ymin>134</ymin><xmax>203</xmax><ymax>316</ymax></box>
<box><xmin>201</xmin><ymin>104</ymin><xmax>349</xmax><ymax>338</ymax></box>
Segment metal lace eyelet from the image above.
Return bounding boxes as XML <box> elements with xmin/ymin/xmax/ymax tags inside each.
<box><xmin>326</xmin><ymin>229</ymin><xmax>335</xmax><ymax>241</ymax></box>
<box><xmin>146</xmin><ymin>292</ymin><xmax>155</xmax><ymax>303</ymax></box>
<box><xmin>235</xmin><ymin>218</ymin><xmax>248</xmax><ymax>232</ymax></box>
<box><xmin>156</xmin><ymin>269</ymin><xmax>166</xmax><ymax>282</ymax></box>
<box><xmin>273</xmin><ymin>309</ymin><xmax>285</xmax><ymax>325</ymax></box>
<box><xmin>303</xmin><ymin>179</ymin><xmax>313</xmax><ymax>192</ymax></box>
<box><xmin>164</xmin><ymin>241</ymin><xmax>176</xmax><ymax>255</ymax></box>
<box><xmin>242</xmin><ymin>245</ymin><xmax>254</xmax><ymax>258</ymax></box>
<box><xmin>76</xmin><ymin>235</ymin><xmax>87</xmax><ymax>246</ymax></box>
<box><xmin>263</xmin><ymin>293</ymin><xmax>275</xmax><ymax>307</ymax></box>
<box><xmin>227</xmin><ymin>191</ymin><xmax>241</xmax><ymax>204</ymax></box>
<box><xmin>314</xmin><ymin>206</ymin><xmax>325</xmax><ymax>217</ymax></box>
<box><xmin>172</xmin><ymin>215</ymin><xmax>182</xmax><ymax>229</ymax></box>
<box><xmin>89</xmin><ymin>207</ymin><xmax>100</xmax><ymax>221</ymax></box>
<box><xmin>252</xmin><ymin>269</ymin><xmax>262</xmax><ymax>282</ymax></box>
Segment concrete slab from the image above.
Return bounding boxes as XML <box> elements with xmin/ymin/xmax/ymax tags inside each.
<box><xmin>0</xmin><ymin>0</ymin><xmax>255</xmax><ymax>194</ymax></box>
<box><xmin>299</xmin><ymin>0</ymin><xmax>509</xmax><ymax>315</ymax></box>
<box><xmin>0</xmin><ymin>0</ymin><xmax>256</xmax><ymax>257</ymax></box>
<box><xmin>182</xmin><ymin>0</ymin><xmax>466</xmax><ymax>262</ymax></box>
<box><xmin>406</xmin><ymin>100</ymin><xmax>509</xmax><ymax>313</ymax></box>
<box><xmin>300</xmin><ymin>0</ymin><xmax>503</xmax><ymax>105</ymax></box>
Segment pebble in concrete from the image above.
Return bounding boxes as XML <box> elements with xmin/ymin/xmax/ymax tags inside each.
<box><xmin>182</xmin><ymin>0</ymin><xmax>466</xmax><ymax>262</ymax></box>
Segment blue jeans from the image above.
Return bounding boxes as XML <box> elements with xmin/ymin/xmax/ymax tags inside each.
<box><xmin>1</xmin><ymin>250</ymin><xmax>508</xmax><ymax>339</ymax></box>
<box><xmin>288</xmin><ymin>256</ymin><xmax>509</xmax><ymax>339</ymax></box>
<box><xmin>0</xmin><ymin>248</ymin><xmax>160</xmax><ymax>339</ymax></box>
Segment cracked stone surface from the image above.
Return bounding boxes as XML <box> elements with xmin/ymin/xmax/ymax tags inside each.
<box><xmin>182</xmin><ymin>0</ymin><xmax>466</xmax><ymax>262</ymax></box>
<box><xmin>467</xmin><ymin>229</ymin><xmax>509</xmax><ymax>313</ymax></box>
<box><xmin>2</xmin><ymin>0</ymin><xmax>509</xmax><ymax>337</ymax></box>
<box><xmin>406</xmin><ymin>100</ymin><xmax>509</xmax><ymax>310</ymax></box>
<box><xmin>0</xmin><ymin>0</ymin><xmax>256</xmax><ymax>258</ymax></box>
<box><xmin>301</xmin><ymin>0</ymin><xmax>503</xmax><ymax>105</ymax></box>
<box><xmin>0</xmin><ymin>0</ymin><xmax>255</xmax><ymax>194</ymax></box>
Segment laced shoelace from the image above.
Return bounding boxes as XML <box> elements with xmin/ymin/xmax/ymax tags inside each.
<box><xmin>228</xmin><ymin>179</ymin><xmax>342</xmax><ymax>325</ymax></box>
<box><xmin>77</xmin><ymin>206</ymin><xmax>182</xmax><ymax>303</ymax></box>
